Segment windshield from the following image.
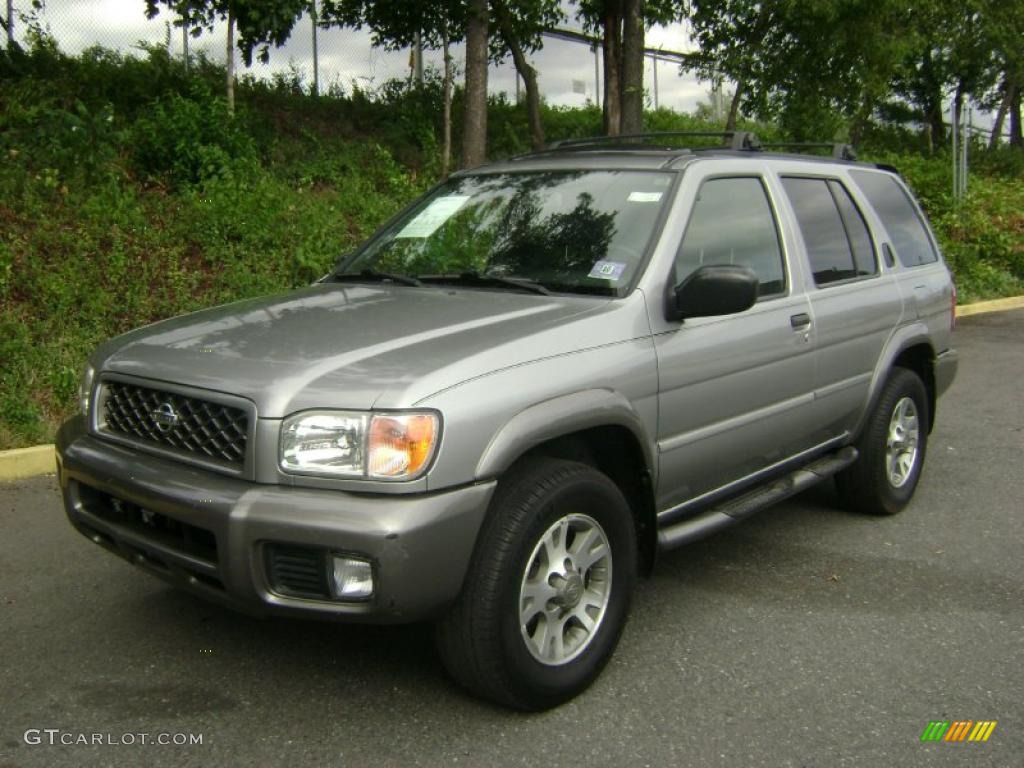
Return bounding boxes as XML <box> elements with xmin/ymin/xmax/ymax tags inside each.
<box><xmin>338</xmin><ymin>170</ymin><xmax>674</xmax><ymax>296</ymax></box>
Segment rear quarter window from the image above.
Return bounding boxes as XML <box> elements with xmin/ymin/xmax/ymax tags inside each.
<box><xmin>849</xmin><ymin>170</ymin><xmax>939</xmax><ymax>267</ymax></box>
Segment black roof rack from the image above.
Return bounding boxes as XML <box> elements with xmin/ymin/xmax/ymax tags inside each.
<box><xmin>548</xmin><ymin>131</ymin><xmax>762</xmax><ymax>152</ymax></box>
<box><xmin>758</xmin><ymin>142</ymin><xmax>857</xmax><ymax>161</ymax></box>
<box><xmin>544</xmin><ymin>133</ymin><xmax>860</xmax><ymax>162</ymax></box>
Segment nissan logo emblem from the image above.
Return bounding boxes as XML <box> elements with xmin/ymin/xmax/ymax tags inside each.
<box><xmin>152</xmin><ymin>402</ymin><xmax>180</xmax><ymax>433</ymax></box>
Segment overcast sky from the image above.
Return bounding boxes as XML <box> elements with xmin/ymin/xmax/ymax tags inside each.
<box><xmin>21</xmin><ymin>0</ymin><xmax>713</xmax><ymax>113</ymax></box>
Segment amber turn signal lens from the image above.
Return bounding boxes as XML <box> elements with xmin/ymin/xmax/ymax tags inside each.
<box><xmin>367</xmin><ymin>413</ymin><xmax>439</xmax><ymax>479</ymax></box>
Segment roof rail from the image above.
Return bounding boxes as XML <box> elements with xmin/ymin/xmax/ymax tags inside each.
<box><xmin>548</xmin><ymin>131</ymin><xmax>762</xmax><ymax>152</ymax></box>
<box><xmin>759</xmin><ymin>142</ymin><xmax>858</xmax><ymax>161</ymax></box>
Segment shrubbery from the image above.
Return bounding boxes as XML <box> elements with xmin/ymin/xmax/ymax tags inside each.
<box><xmin>1</xmin><ymin>40</ymin><xmax>1021</xmax><ymax>448</ymax></box>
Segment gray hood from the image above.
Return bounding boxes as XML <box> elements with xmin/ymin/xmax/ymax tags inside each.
<box><xmin>97</xmin><ymin>283</ymin><xmax>647</xmax><ymax>417</ymax></box>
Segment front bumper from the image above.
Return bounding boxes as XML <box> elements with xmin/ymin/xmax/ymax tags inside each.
<box><xmin>56</xmin><ymin>416</ymin><xmax>495</xmax><ymax>623</ymax></box>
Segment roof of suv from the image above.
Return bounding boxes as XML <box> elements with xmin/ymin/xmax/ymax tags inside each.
<box><xmin>463</xmin><ymin>132</ymin><xmax>891</xmax><ymax>176</ymax></box>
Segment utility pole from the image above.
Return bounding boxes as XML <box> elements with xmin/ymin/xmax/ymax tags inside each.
<box><xmin>311</xmin><ymin>0</ymin><xmax>319</xmax><ymax>96</ymax></box>
<box><xmin>6</xmin><ymin>0</ymin><xmax>14</xmax><ymax>47</ymax></box>
<box><xmin>592</xmin><ymin>43</ymin><xmax>600</xmax><ymax>109</ymax></box>
<box><xmin>651</xmin><ymin>53</ymin><xmax>658</xmax><ymax>110</ymax></box>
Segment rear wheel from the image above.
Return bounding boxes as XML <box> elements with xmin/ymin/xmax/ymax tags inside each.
<box><xmin>837</xmin><ymin>367</ymin><xmax>929</xmax><ymax>515</ymax></box>
<box><xmin>434</xmin><ymin>457</ymin><xmax>636</xmax><ymax>710</ymax></box>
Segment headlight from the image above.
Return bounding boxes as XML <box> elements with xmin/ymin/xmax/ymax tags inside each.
<box><xmin>79</xmin><ymin>363</ymin><xmax>96</xmax><ymax>418</ymax></box>
<box><xmin>280</xmin><ymin>410</ymin><xmax>440</xmax><ymax>480</ymax></box>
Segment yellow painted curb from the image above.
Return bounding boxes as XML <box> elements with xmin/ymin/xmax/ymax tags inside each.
<box><xmin>0</xmin><ymin>444</ymin><xmax>56</xmax><ymax>482</ymax></box>
<box><xmin>958</xmin><ymin>295</ymin><xmax>1024</xmax><ymax>318</ymax></box>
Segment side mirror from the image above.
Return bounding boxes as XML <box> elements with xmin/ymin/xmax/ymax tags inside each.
<box><xmin>666</xmin><ymin>265</ymin><xmax>759</xmax><ymax>321</ymax></box>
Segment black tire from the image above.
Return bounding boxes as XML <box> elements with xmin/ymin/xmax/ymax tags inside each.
<box><xmin>836</xmin><ymin>367</ymin><xmax>929</xmax><ymax>515</ymax></box>
<box><xmin>434</xmin><ymin>457</ymin><xmax>637</xmax><ymax>711</ymax></box>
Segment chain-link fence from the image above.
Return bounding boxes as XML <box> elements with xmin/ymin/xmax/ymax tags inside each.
<box><xmin>2</xmin><ymin>0</ymin><xmax>705</xmax><ymax>111</ymax></box>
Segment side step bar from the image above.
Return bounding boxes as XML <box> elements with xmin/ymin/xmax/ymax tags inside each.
<box><xmin>657</xmin><ymin>446</ymin><xmax>858</xmax><ymax>552</ymax></box>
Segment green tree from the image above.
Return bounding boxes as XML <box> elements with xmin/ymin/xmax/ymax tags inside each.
<box><xmin>685</xmin><ymin>0</ymin><xmax>921</xmax><ymax>141</ymax></box>
<box><xmin>320</xmin><ymin>0</ymin><xmax>464</xmax><ymax>170</ymax></box>
<box><xmin>575</xmin><ymin>0</ymin><xmax>679</xmax><ymax>135</ymax></box>
<box><xmin>145</xmin><ymin>0</ymin><xmax>308</xmax><ymax>66</ymax></box>
<box><xmin>322</xmin><ymin>0</ymin><xmax>562</xmax><ymax>164</ymax></box>
<box><xmin>491</xmin><ymin>0</ymin><xmax>563</xmax><ymax>151</ymax></box>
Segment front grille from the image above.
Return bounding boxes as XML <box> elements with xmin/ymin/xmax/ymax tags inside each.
<box><xmin>83</xmin><ymin>486</ymin><xmax>219</xmax><ymax>566</ymax></box>
<box><xmin>265</xmin><ymin>545</ymin><xmax>331</xmax><ymax>600</ymax></box>
<box><xmin>100</xmin><ymin>381</ymin><xmax>248</xmax><ymax>468</ymax></box>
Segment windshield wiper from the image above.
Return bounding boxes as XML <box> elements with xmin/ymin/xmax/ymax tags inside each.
<box><xmin>330</xmin><ymin>269</ymin><xmax>422</xmax><ymax>287</ymax></box>
<box><xmin>419</xmin><ymin>271</ymin><xmax>551</xmax><ymax>296</ymax></box>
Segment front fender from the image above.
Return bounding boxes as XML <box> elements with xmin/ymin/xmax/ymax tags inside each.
<box><xmin>475</xmin><ymin>389</ymin><xmax>656</xmax><ymax>482</ymax></box>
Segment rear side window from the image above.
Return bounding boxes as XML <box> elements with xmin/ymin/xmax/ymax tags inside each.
<box><xmin>675</xmin><ymin>177</ymin><xmax>786</xmax><ymax>296</ymax></box>
<box><xmin>782</xmin><ymin>177</ymin><xmax>876</xmax><ymax>286</ymax></box>
<box><xmin>829</xmin><ymin>180</ymin><xmax>877</xmax><ymax>277</ymax></box>
<box><xmin>849</xmin><ymin>170</ymin><xmax>938</xmax><ymax>267</ymax></box>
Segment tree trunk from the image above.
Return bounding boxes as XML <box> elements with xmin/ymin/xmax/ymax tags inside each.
<box><xmin>848</xmin><ymin>92</ymin><xmax>875</xmax><ymax>146</ymax></box>
<box><xmin>462</xmin><ymin>0</ymin><xmax>489</xmax><ymax>168</ymax></box>
<box><xmin>920</xmin><ymin>50</ymin><xmax>945</xmax><ymax>153</ymax></box>
<box><xmin>493</xmin><ymin>0</ymin><xmax>544</xmax><ymax>150</ymax></box>
<box><xmin>987</xmin><ymin>78</ymin><xmax>1011</xmax><ymax>150</ymax></box>
<box><xmin>1011</xmin><ymin>84</ymin><xmax>1023</xmax><ymax>148</ymax></box>
<box><xmin>225</xmin><ymin>8</ymin><xmax>235</xmax><ymax>114</ymax></box>
<box><xmin>441</xmin><ymin>28</ymin><xmax>453</xmax><ymax>176</ymax></box>
<box><xmin>601</xmin><ymin>7</ymin><xmax>622</xmax><ymax>136</ymax></box>
<box><xmin>620</xmin><ymin>0</ymin><xmax>644</xmax><ymax>134</ymax></box>
<box><xmin>4</xmin><ymin>0</ymin><xmax>12</xmax><ymax>47</ymax></box>
<box><xmin>725</xmin><ymin>78</ymin><xmax>745</xmax><ymax>131</ymax></box>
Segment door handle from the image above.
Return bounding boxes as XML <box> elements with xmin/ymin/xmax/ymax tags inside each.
<box><xmin>790</xmin><ymin>313</ymin><xmax>811</xmax><ymax>330</ymax></box>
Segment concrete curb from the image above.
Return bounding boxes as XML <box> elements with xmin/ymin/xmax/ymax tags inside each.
<box><xmin>1</xmin><ymin>294</ymin><xmax>1022</xmax><ymax>481</ymax></box>
<box><xmin>956</xmin><ymin>295</ymin><xmax>1024</xmax><ymax>318</ymax></box>
<box><xmin>0</xmin><ymin>444</ymin><xmax>55</xmax><ymax>482</ymax></box>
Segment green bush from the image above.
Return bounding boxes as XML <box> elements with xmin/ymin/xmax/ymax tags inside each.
<box><xmin>131</xmin><ymin>87</ymin><xmax>259</xmax><ymax>185</ymax></box>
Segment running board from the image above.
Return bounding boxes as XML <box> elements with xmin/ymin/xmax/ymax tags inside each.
<box><xmin>657</xmin><ymin>446</ymin><xmax>859</xmax><ymax>552</ymax></box>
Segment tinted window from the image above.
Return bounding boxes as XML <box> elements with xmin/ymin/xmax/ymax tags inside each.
<box><xmin>828</xmin><ymin>180</ymin><xmax>877</xmax><ymax>277</ymax></box>
<box><xmin>782</xmin><ymin>177</ymin><xmax>858</xmax><ymax>285</ymax></box>
<box><xmin>675</xmin><ymin>177</ymin><xmax>785</xmax><ymax>296</ymax></box>
<box><xmin>849</xmin><ymin>170</ymin><xmax>938</xmax><ymax>266</ymax></box>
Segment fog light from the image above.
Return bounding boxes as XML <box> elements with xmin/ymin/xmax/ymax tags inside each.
<box><xmin>330</xmin><ymin>555</ymin><xmax>373</xmax><ymax>600</ymax></box>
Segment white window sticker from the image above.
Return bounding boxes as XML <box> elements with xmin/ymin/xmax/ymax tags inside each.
<box><xmin>628</xmin><ymin>191</ymin><xmax>662</xmax><ymax>203</ymax></box>
<box><xmin>396</xmin><ymin>196</ymin><xmax>471</xmax><ymax>238</ymax></box>
<box><xmin>588</xmin><ymin>260</ymin><xmax>626</xmax><ymax>281</ymax></box>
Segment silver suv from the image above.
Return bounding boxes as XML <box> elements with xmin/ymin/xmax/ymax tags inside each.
<box><xmin>57</xmin><ymin>133</ymin><xmax>958</xmax><ymax>710</ymax></box>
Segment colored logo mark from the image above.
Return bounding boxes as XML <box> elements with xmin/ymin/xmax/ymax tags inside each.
<box><xmin>920</xmin><ymin>721</ymin><xmax>997</xmax><ymax>742</ymax></box>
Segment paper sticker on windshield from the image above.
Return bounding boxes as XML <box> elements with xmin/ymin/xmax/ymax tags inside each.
<box><xmin>628</xmin><ymin>191</ymin><xmax>662</xmax><ymax>202</ymax></box>
<box><xmin>588</xmin><ymin>261</ymin><xmax>626</xmax><ymax>281</ymax></box>
<box><xmin>396</xmin><ymin>195</ymin><xmax>471</xmax><ymax>238</ymax></box>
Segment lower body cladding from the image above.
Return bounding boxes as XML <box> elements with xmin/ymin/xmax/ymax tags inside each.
<box><xmin>55</xmin><ymin>417</ymin><xmax>495</xmax><ymax>623</ymax></box>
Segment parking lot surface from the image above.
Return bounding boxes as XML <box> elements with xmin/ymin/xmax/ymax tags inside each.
<box><xmin>1</xmin><ymin>310</ymin><xmax>1022</xmax><ymax>767</ymax></box>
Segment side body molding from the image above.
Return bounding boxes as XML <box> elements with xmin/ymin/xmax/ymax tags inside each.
<box><xmin>475</xmin><ymin>389</ymin><xmax>656</xmax><ymax>481</ymax></box>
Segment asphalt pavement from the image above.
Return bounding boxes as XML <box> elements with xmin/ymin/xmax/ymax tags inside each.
<box><xmin>1</xmin><ymin>309</ymin><xmax>1022</xmax><ymax>768</ymax></box>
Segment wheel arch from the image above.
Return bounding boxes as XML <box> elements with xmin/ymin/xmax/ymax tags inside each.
<box><xmin>860</xmin><ymin>326</ymin><xmax>937</xmax><ymax>439</ymax></box>
<box><xmin>475</xmin><ymin>390</ymin><xmax>658</xmax><ymax>575</ymax></box>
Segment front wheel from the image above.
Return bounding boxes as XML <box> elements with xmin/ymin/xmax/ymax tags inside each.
<box><xmin>435</xmin><ymin>458</ymin><xmax>637</xmax><ymax>710</ymax></box>
<box><xmin>837</xmin><ymin>367</ymin><xmax>929</xmax><ymax>515</ymax></box>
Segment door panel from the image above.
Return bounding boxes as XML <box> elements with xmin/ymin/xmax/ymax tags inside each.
<box><xmin>808</xmin><ymin>277</ymin><xmax>904</xmax><ymax>438</ymax></box>
<box><xmin>654</xmin><ymin>296</ymin><xmax>817</xmax><ymax>510</ymax></box>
